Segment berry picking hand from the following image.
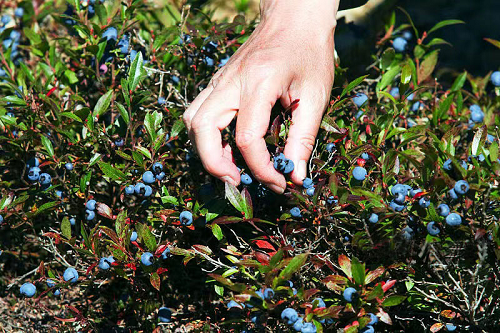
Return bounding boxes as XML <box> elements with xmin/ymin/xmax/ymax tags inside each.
<box><xmin>183</xmin><ymin>0</ymin><xmax>340</xmax><ymax>193</ymax></box>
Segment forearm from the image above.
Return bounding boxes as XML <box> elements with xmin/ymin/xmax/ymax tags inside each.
<box><xmin>260</xmin><ymin>0</ymin><xmax>340</xmax><ymax>31</ymax></box>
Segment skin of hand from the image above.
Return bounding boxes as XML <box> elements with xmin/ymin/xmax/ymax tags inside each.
<box><xmin>183</xmin><ymin>0</ymin><xmax>340</xmax><ymax>193</ymax></box>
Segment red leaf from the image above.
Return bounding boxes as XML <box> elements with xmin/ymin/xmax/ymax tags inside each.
<box><xmin>382</xmin><ymin>279</ymin><xmax>396</xmax><ymax>292</ymax></box>
<box><xmin>252</xmin><ymin>240</ymin><xmax>276</xmax><ymax>251</ymax></box>
<box><xmin>150</xmin><ymin>272</ymin><xmax>161</xmax><ymax>291</ymax></box>
<box><xmin>96</xmin><ymin>202</ymin><xmax>114</xmax><ymax>219</ymax></box>
<box><xmin>440</xmin><ymin>310</ymin><xmax>457</xmax><ymax>319</ymax></box>
<box><xmin>156</xmin><ymin>267</ymin><xmax>169</xmax><ymax>275</ymax></box>
<box><xmin>338</xmin><ymin>255</ymin><xmax>352</xmax><ymax>279</ymax></box>
<box><xmin>155</xmin><ymin>244</ymin><xmax>169</xmax><ymax>256</ymax></box>
<box><xmin>254</xmin><ymin>251</ymin><xmax>270</xmax><ymax>266</ymax></box>
<box><xmin>430</xmin><ymin>323</ymin><xmax>444</xmax><ymax>332</ymax></box>
<box><xmin>86</xmin><ymin>262</ymin><xmax>98</xmax><ymax>276</ymax></box>
<box><xmin>377</xmin><ymin>307</ymin><xmax>392</xmax><ymax>325</ymax></box>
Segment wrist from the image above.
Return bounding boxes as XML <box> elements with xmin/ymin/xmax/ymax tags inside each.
<box><xmin>260</xmin><ymin>0</ymin><xmax>339</xmax><ymax>30</ymax></box>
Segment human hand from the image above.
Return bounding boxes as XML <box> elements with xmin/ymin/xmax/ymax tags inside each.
<box><xmin>183</xmin><ymin>0</ymin><xmax>339</xmax><ymax>193</ymax></box>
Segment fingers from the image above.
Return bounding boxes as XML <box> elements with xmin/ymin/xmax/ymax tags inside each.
<box><xmin>236</xmin><ymin>81</ymin><xmax>287</xmax><ymax>193</ymax></box>
<box><xmin>283</xmin><ymin>87</ymin><xmax>330</xmax><ymax>185</ymax></box>
<box><xmin>183</xmin><ymin>85</ymin><xmax>213</xmax><ymax>135</ymax></box>
<box><xmin>190</xmin><ymin>84</ymin><xmax>241</xmax><ymax>185</ymax></box>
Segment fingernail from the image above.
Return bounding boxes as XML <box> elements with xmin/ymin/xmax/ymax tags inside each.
<box><xmin>268</xmin><ymin>184</ymin><xmax>285</xmax><ymax>194</ymax></box>
<box><xmin>221</xmin><ymin>176</ymin><xmax>237</xmax><ymax>186</ymax></box>
<box><xmin>297</xmin><ymin>160</ymin><xmax>307</xmax><ymax>181</ymax></box>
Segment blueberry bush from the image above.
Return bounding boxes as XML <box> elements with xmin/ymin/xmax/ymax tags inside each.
<box><xmin>1</xmin><ymin>1</ymin><xmax>499</xmax><ymax>332</ymax></box>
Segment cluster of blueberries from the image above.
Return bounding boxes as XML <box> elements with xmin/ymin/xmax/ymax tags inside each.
<box><xmin>124</xmin><ymin>162</ymin><xmax>165</xmax><ymax>198</ymax></box>
<box><xmin>0</xmin><ymin>9</ymin><xmax>24</xmax><ymax>64</ymax></box>
<box><xmin>392</xmin><ymin>30</ymin><xmax>413</xmax><ymax>53</ymax></box>
<box><xmin>180</xmin><ymin>34</ymin><xmax>231</xmax><ymax>69</ymax></box>
<box><xmin>26</xmin><ymin>157</ymin><xmax>52</xmax><ymax>187</ymax></box>
<box><xmin>19</xmin><ymin>267</ymin><xmax>79</xmax><ymax>298</ymax></box>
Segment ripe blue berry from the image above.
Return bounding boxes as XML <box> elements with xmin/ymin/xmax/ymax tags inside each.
<box><xmin>352</xmin><ymin>166</ymin><xmax>367</xmax><ymax>181</ymax></box>
<box><xmin>393</xmin><ymin>192</ymin><xmax>406</xmax><ymax>204</ymax></box>
<box><xmin>402</xmin><ymin>226</ymin><xmax>414</xmax><ymax>240</ymax></box>
<box><xmin>306</xmin><ymin>187</ymin><xmax>315</xmax><ymax>196</ymax></box>
<box><xmin>283</xmin><ymin>159</ymin><xmax>294</xmax><ymax>174</ymax></box>
<box><xmin>419</xmin><ymin>197</ymin><xmax>430</xmax><ymax>208</ymax></box>
<box><xmin>368</xmin><ymin>313</ymin><xmax>378</xmax><ymax>325</ymax></box>
<box><xmin>130</xmin><ymin>231</ymin><xmax>138</xmax><ymax>242</ymax></box>
<box><xmin>26</xmin><ymin>157</ymin><xmax>40</xmax><ymax>169</ymax></box>
<box><xmin>410</xmin><ymin>188</ymin><xmax>422</xmax><ymax>198</ymax></box>
<box><xmin>65</xmin><ymin>162</ymin><xmax>73</xmax><ymax>170</ymax></box>
<box><xmin>290</xmin><ymin>207</ymin><xmax>301</xmax><ymax>218</ymax></box>
<box><xmin>391</xmin><ymin>183</ymin><xmax>407</xmax><ymax>196</ymax></box>
<box><xmin>313</xmin><ymin>297</ymin><xmax>326</xmax><ymax>308</ymax></box>
<box><xmin>411</xmin><ymin>101</ymin><xmax>422</xmax><ymax>112</ymax></box>
<box><xmin>402</xmin><ymin>30</ymin><xmax>412</xmax><ymax>40</ymax></box>
<box><xmin>293</xmin><ymin>317</ymin><xmax>304</xmax><ymax>331</ymax></box>
<box><xmin>86</xmin><ymin>209</ymin><xmax>95</xmax><ymax>221</ymax></box>
<box><xmin>491</xmin><ymin>71</ymin><xmax>500</xmax><ymax>86</ymax></box>
<box><xmin>20</xmin><ymin>282</ymin><xmax>36</xmax><ymax>297</ymax></box>
<box><xmin>180</xmin><ymin>211</ymin><xmax>193</xmax><ymax>226</ymax></box>
<box><xmin>86</xmin><ymin>199</ymin><xmax>96</xmax><ymax>210</ymax></box>
<box><xmin>69</xmin><ymin>217</ymin><xmax>76</xmax><ymax>226</ymax></box>
<box><xmin>53</xmin><ymin>289</ymin><xmax>61</xmax><ymax>296</ymax></box>
<box><xmin>446</xmin><ymin>213</ymin><xmax>462</xmax><ymax>226</ymax></box>
<box><xmin>469</xmin><ymin>105</ymin><xmax>484</xmax><ymax>123</ymax></box>
<box><xmin>443</xmin><ymin>159</ymin><xmax>452</xmax><ymax>171</ymax></box>
<box><xmin>445</xmin><ymin>324</ymin><xmax>456</xmax><ymax>331</ymax></box>
<box><xmin>454</xmin><ymin>180</ymin><xmax>469</xmax><ymax>195</ymax></box>
<box><xmin>117</xmin><ymin>34</ymin><xmax>129</xmax><ymax>54</ymax></box>
<box><xmin>143</xmin><ymin>185</ymin><xmax>153</xmax><ymax>197</ymax></box>
<box><xmin>389</xmin><ymin>200</ymin><xmax>405</xmax><ymax>212</ymax></box>
<box><xmin>327</xmin><ymin>196</ymin><xmax>338</xmax><ymax>205</ymax></box>
<box><xmin>241</xmin><ymin>173</ymin><xmax>252</xmax><ymax>185</ymax></box>
<box><xmin>437</xmin><ymin>204</ymin><xmax>450</xmax><ymax>217</ymax></box>
<box><xmin>302</xmin><ymin>177</ymin><xmax>313</xmax><ymax>189</ymax></box>
<box><xmin>125</xmin><ymin>185</ymin><xmax>135</xmax><ymax>195</ymax></box>
<box><xmin>99</xmin><ymin>257</ymin><xmax>111</xmax><ymax>270</ymax></box>
<box><xmin>142</xmin><ymin>171</ymin><xmax>155</xmax><ymax>184</ymax></box>
<box><xmin>158</xmin><ymin>307</ymin><xmax>172</xmax><ymax>323</ymax></box>
<box><xmin>141</xmin><ymin>252</ymin><xmax>154</xmax><ymax>266</ymax></box>
<box><xmin>360</xmin><ymin>326</ymin><xmax>375</xmax><ymax>333</ymax></box>
<box><xmin>152</xmin><ymin>162</ymin><xmax>163</xmax><ymax>174</ymax></box>
<box><xmin>63</xmin><ymin>267</ymin><xmax>79</xmax><ymax>283</ymax></box>
<box><xmin>39</xmin><ymin>173</ymin><xmax>51</xmax><ymax>185</ymax></box>
<box><xmin>281</xmin><ymin>308</ymin><xmax>299</xmax><ymax>325</ymax></box>
<box><xmin>343</xmin><ymin>287</ymin><xmax>358</xmax><ymax>302</ymax></box>
<box><xmin>368</xmin><ymin>213</ymin><xmax>379</xmax><ymax>224</ymax></box>
<box><xmin>427</xmin><ymin>221</ymin><xmax>440</xmax><ymax>236</ymax></box>
<box><xmin>448</xmin><ymin>188</ymin><xmax>458</xmax><ymax>200</ymax></box>
<box><xmin>393</xmin><ymin>37</ymin><xmax>407</xmax><ymax>52</ymax></box>
<box><xmin>27</xmin><ymin>167</ymin><xmax>41</xmax><ymax>181</ymax></box>
<box><xmin>227</xmin><ymin>300</ymin><xmax>244</xmax><ymax>309</ymax></box>
<box><xmin>301</xmin><ymin>323</ymin><xmax>317</xmax><ymax>333</ymax></box>
<box><xmin>326</xmin><ymin>143</ymin><xmax>335</xmax><ymax>152</ymax></box>
<box><xmin>161</xmin><ymin>248</ymin><xmax>171</xmax><ymax>259</ymax></box>
<box><xmin>102</xmin><ymin>27</ymin><xmax>118</xmax><ymax>42</ymax></box>
<box><xmin>352</xmin><ymin>92</ymin><xmax>368</xmax><ymax>107</ymax></box>
<box><xmin>134</xmin><ymin>182</ymin><xmax>146</xmax><ymax>195</ymax></box>
<box><xmin>46</xmin><ymin>279</ymin><xmax>56</xmax><ymax>288</ymax></box>
<box><xmin>361</xmin><ymin>152</ymin><xmax>369</xmax><ymax>160</ymax></box>
<box><xmin>155</xmin><ymin>172</ymin><xmax>165</xmax><ymax>181</ymax></box>
<box><xmin>263</xmin><ymin>288</ymin><xmax>274</xmax><ymax>300</ymax></box>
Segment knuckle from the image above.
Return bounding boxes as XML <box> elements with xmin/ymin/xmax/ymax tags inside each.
<box><xmin>296</xmin><ymin>132</ymin><xmax>316</xmax><ymax>154</ymax></box>
<box><xmin>182</xmin><ymin>111</ymin><xmax>192</xmax><ymax>126</ymax></box>
<box><xmin>191</xmin><ymin>113</ymin><xmax>210</xmax><ymax>134</ymax></box>
<box><xmin>235</xmin><ymin>129</ymin><xmax>257</xmax><ymax>150</ymax></box>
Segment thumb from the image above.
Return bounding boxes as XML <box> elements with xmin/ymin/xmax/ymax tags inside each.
<box><xmin>283</xmin><ymin>90</ymin><xmax>328</xmax><ymax>185</ymax></box>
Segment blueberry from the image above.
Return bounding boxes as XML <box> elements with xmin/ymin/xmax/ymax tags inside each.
<box><xmin>427</xmin><ymin>221</ymin><xmax>440</xmax><ymax>236</ymax></box>
<box><xmin>0</xmin><ymin>215</ymin><xmax>3</xmax><ymax>224</ymax></box>
<box><xmin>352</xmin><ymin>92</ymin><xmax>368</xmax><ymax>107</ymax></box>
<box><xmin>445</xmin><ymin>324</ymin><xmax>456</xmax><ymax>331</ymax></box>
<box><xmin>327</xmin><ymin>196</ymin><xmax>338</xmax><ymax>205</ymax></box>
<box><xmin>306</xmin><ymin>187</ymin><xmax>315</xmax><ymax>196</ymax></box>
<box><xmin>141</xmin><ymin>252</ymin><xmax>154</xmax><ymax>266</ymax></box>
<box><xmin>63</xmin><ymin>267</ymin><xmax>79</xmax><ymax>283</ymax></box>
<box><xmin>117</xmin><ymin>34</ymin><xmax>129</xmax><ymax>54</ymax></box>
<box><xmin>219</xmin><ymin>54</ymin><xmax>230</xmax><ymax>67</ymax></box>
<box><xmin>470</xmin><ymin>105</ymin><xmax>484</xmax><ymax>123</ymax></box>
<box><xmin>301</xmin><ymin>323</ymin><xmax>317</xmax><ymax>333</ymax></box>
<box><xmin>360</xmin><ymin>326</ymin><xmax>375</xmax><ymax>333</ymax></box>
<box><xmin>155</xmin><ymin>172</ymin><xmax>165</xmax><ymax>181</ymax></box>
<box><xmin>443</xmin><ymin>159</ymin><xmax>452</xmax><ymax>171</ymax></box>
<box><xmin>491</xmin><ymin>71</ymin><xmax>500</xmax><ymax>87</ymax></box>
<box><xmin>203</xmin><ymin>56</ymin><xmax>215</xmax><ymax>66</ymax></box>
<box><xmin>263</xmin><ymin>288</ymin><xmax>274</xmax><ymax>300</ymax></box>
<box><xmin>227</xmin><ymin>300</ymin><xmax>244</xmax><ymax>309</ymax></box>
<box><xmin>161</xmin><ymin>248</ymin><xmax>171</xmax><ymax>259</ymax></box>
<box><xmin>69</xmin><ymin>217</ymin><xmax>76</xmax><ymax>226</ymax></box>
<box><xmin>454</xmin><ymin>180</ymin><xmax>469</xmax><ymax>195</ymax></box>
<box><xmin>368</xmin><ymin>213</ymin><xmax>379</xmax><ymax>224</ymax></box>
<box><xmin>65</xmin><ymin>162</ymin><xmax>73</xmax><ymax>170</ymax></box>
<box><xmin>115</xmin><ymin>138</ymin><xmax>124</xmax><ymax>147</ymax></box>
<box><xmin>368</xmin><ymin>313</ymin><xmax>378</xmax><ymax>325</ymax></box>
<box><xmin>273</xmin><ymin>153</ymin><xmax>286</xmax><ymax>171</ymax></box>
<box><xmin>411</xmin><ymin>101</ymin><xmax>422</xmax><ymax>112</ymax></box>
<box><xmin>27</xmin><ymin>157</ymin><xmax>40</xmax><ymax>169</ymax></box>
<box><xmin>487</xmin><ymin>134</ymin><xmax>495</xmax><ymax>144</ymax></box>
<box><xmin>419</xmin><ymin>197</ymin><xmax>430</xmax><ymax>208</ymax></box>
<box><xmin>1</xmin><ymin>15</ymin><xmax>10</xmax><ymax>24</ymax></box>
<box><xmin>86</xmin><ymin>199</ymin><xmax>96</xmax><ymax>210</ymax></box>
<box><xmin>125</xmin><ymin>185</ymin><xmax>135</xmax><ymax>195</ymax></box>
<box><xmin>361</xmin><ymin>152</ymin><xmax>369</xmax><ymax>160</ymax></box>
<box><xmin>393</xmin><ymin>192</ymin><xmax>406</xmax><ymax>204</ymax></box>
<box><xmin>39</xmin><ymin>173</ymin><xmax>51</xmax><ymax>185</ymax></box>
<box><xmin>28</xmin><ymin>167</ymin><xmax>41</xmax><ymax>182</ymax></box>
<box><xmin>402</xmin><ymin>226</ymin><xmax>414</xmax><ymax>240</ymax></box>
<box><xmin>250</xmin><ymin>312</ymin><xmax>260</xmax><ymax>324</ymax></box>
<box><xmin>355</xmin><ymin>110</ymin><xmax>364</xmax><ymax>119</ymax></box>
<box><xmin>343</xmin><ymin>287</ymin><xmax>358</xmax><ymax>302</ymax></box>
<box><xmin>283</xmin><ymin>159</ymin><xmax>295</xmax><ymax>174</ymax></box>
<box><xmin>102</xmin><ymin>27</ymin><xmax>118</xmax><ymax>42</ymax></box>
<box><xmin>352</xmin><ymin>166</ymin><xmax>367</xmax><ymax>181</ymax></box>
<box><xmin>53</xmin><ymin>289</ymin><xmax>61</xmax><ymax>296</ymax></box>
<box><xmin>389</xmin><ymin>200</ymin><xmax>405</xmax><ymax>212</ymax></box>
<box><xmin>130</xmin><ymin>231</ymin><xmax>138</xmax><ymax>242</ymax></box>
<box><xmin>409</xmin><ymin>188</ymin><xmax>422</xmax><ymax>198</ymax></box>
<box><xmin>158</xmin><ymin>307</ymin><xmax>172</xmax><ymax>323</ymax></box>
<box><xmin>326</xmin><ymin>143</ymin><xmax>335</xmax><ymax>152</ymax></box>
<box><xmin>445</xmin><ymin>213</ymin><xmax>462</xmax><ymax>226</ymax></box>
<box><xmin>313</xmin><ymin>297</ymin><xmax>326</xmax><ymax>308</ymax></box>
<box><xmin>402</xmin><ymin>30</ymin><xmax>412</xmax><ymax>40</ymax></box>
<box><xmin>180</xmin><ymin>211</ymin><xmax>193</xmax><ymax>226</ymax></box>
<box><xmin>20</xmin><ymin>282</ymin><xmax>36</xmax><ymax>297</ymax></box>
<box><xmin>389</xmin><ymin>87</ymin><xmax>400</xmax><ymax>98</ymax></box>
<box><xmin>86</xmin><ymin>209</ymin><xmax>95</xmax><ymax>221</ymax></box>
<box><xmin>14</xmin><ymin>7</ymin><xmax>24</xmax><ymax>18</ymax></box>
<box><xmin>152</xmin><ymin>162</ymin><xmax>163</xmax><ymax>175</ymax></box>
<box><xmin>142</xmin><ymin>171</ymin><xmax>155</xmax><ymax>184</ymax></box>
<box><xmin>134</xmin><ymin>182</ymin><xmax>146</xmax><ymax>195</ymax></box>
<box><xmin>290</xmin><ymin>207</ymin><xmax>301</xmax><ymax>218</ymax></box>
<box><xmin>437</xmin><ymin>204</ymin><xmax>450</xmax><ymax>217</ymax></box>
<box><xmin>241</xmin><ymin>173</ymin><xmax>252</xmax><ymax>185</ymax></box>
<box><xmin>143</xmin><ymin>185</ymin><xmax>153</xmax><ymax>197</ymax></box>
<box><xmin>46</xmin><ymin>279</ymin><xmax>56</xmax><ymax>288</ymax></box>
<box><xmin>302</xmin><ymin>177</ymin><xmax>313</xmax><ymax>189</ymax></box>
<box><xmin>391</xmin><ymin>183</ymin><xmax>407</xmax><ymax>196</ymax></box>
<box><xmin>293</xmin><ymin>317</ymin><xmax>304</xmax><ymax>331</ymax></box>
<box><xmin>98</xmin><ymin>257</ymin><xmax>111</xmax><ymax>270</ymax></box>
<box><xmin>393</xmin><ymin>37</ymin><xmax>407</xmax><ymax>52</ymax></box>
<box><xmin>158</xmin><ymin>97</ymin><xmax>166</xmax><ymax>105</ymax></box>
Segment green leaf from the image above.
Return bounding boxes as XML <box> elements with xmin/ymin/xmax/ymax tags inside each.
<box><xmin>418</xmin><ymin>50</ymin><xmax>438</xmax><ymax>84</ymax></box>
<box><xmin>428</xmin><ymin>19</ymin><xmax>464</xmax><ymax>34</ymax></box>
<box><xmin>279</xmin><ymin>253</ymin><xmax>308</xmax><ymax>280</ymax></box>
<box><xmin>150</xmin><ymin>272</ymin><xmax>161</xmax><ymax>291</ymax></box>
<box><xmin>433</xmin><ymin>93</ymin><xmax>454</xmax><ymax>126</ymax></box>
<box><xmin>138</xmin><ymin>223</ymin><xmax>157</xmax><ymax>251</ymax></box>
<box><xmin>60</xmin><ymin>112</ymin><xmax>83</xmax><ymax>122</ymax></box>
<box><xmin>241</xmin><ymin>187</ymin><xmax>253</xmax><ymax>219</ymax></box>
<box><xmin>340</xmin><ymin>75</ymin><xmax>368</xmax><ymax>98</ymax></box>
<box><xmin>490</xmin><ymin>141</ymin><xmax>498</xmax><ymax>161</ymax></box>
<box><xmin>41</xmin><ymin>135</ymin><xmax>54</xmax><ymax>157</ymax></box>
<box><xmin>378</xmin><ymin>65</ymin><xmax>400</xmax><ymax>92</ymax></box>
<box><xmin>64</xmin><ymin>70</ymin><xmax>79</xmax><ymax>84</ymax></box>
<box><xmin>225</xmin><ymin>182</ymin><xmax>244</xmax><ymax>213</ymax></box>
<box><xmin>484</xmin><ymin>38</ymin><xmax>500</xmax><ymax>49</ymax></box>
<box><xmin>128</xmin><ymin>50</ymin><xmax>145</xmax><ymax>91</ymax></box>
<box><xmin>451</xmin><ymin>71</ymin><xmax>467</xmax><ymax>92</ymax></box>
<box><xmin>211</xmin><ymin>224</ymin><xmax>224</xmax><ymax>241</ymax></box>
<box><xmin>382</xmin><ymin>295</ymin><xmax>406</xmax><ymax>307</ymax></box>
<box><xmin>170</xmin><ymin>118</ymin><xmax>185</xmax><ymax>138</ymax></box>
<box><xmin>115</xmin><ymin>102</ymin><xmax>129</xmax><ymax>125</ymax></box>
<box><xmin>2</xmin><ymin>95</ymin><xmax>26</xmax><ymax>105</ymax></box>
<box><xmin>93</xmin><ymin>89</ymin><xmax>113</xmax><ymax>118</ymax></box>
<box><xmin>23</xmin><ymin>27</ymin><xmax>42</xmax><ymax>44</ymax></box>
<box><xmin>115</xmin><ymin>210</ymin><xmax>127</xmax><ymax>239</ymax></box>
<box><xmin>401</xmin><ymin>64</ymin><xmax>412</xmax><ymax>84</ymax></box>
<box><xmin>380</xmin><ymin>48</ymin><xmax>395</xmax><ymax>71</ymax></box>
<box><xmin>97</xmin><ymin>161</ymin><xmax>126</xmax><ymax>181</ymax></box>
<box><xmin>367</xmin><ymin>284</ymin><xmax>384</xmax><ymax>300</ymax></box>
<box><xmin>144</xmin><ymin>111</ymin><xmax>163</xmax><ymax>142</ymax></box>
<box><xmin>351</xmin><ymin>257</ymin><xmax>366</xmax><ymax>286</ymax></box>
<box><xmin>61</xmin><ymin>216</ymin><xmax>72</xmax><ymax>239</ymax></box>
